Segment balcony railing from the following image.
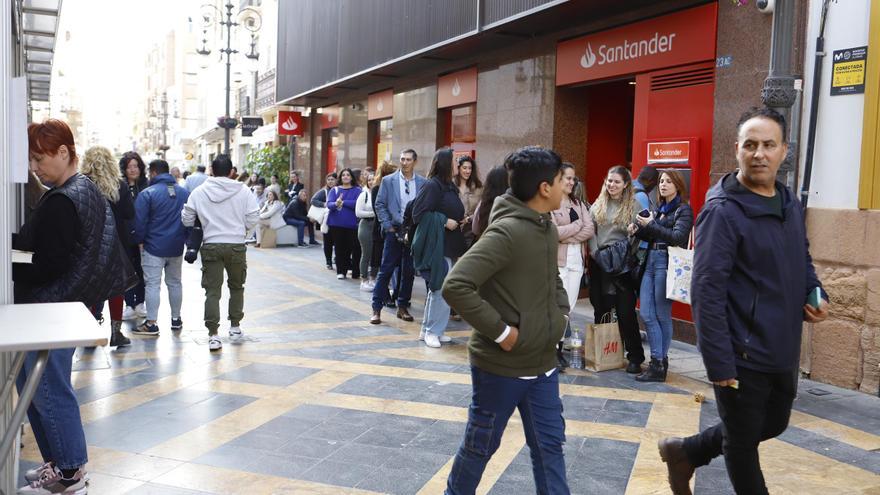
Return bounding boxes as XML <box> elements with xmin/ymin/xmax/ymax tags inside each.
<box><xmin>255</xmin><ymin>68</ymin><xmax>276</xmax><ymax>113</ymax></box>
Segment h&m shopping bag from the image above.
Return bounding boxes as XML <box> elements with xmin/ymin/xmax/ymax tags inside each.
<box><xmin>666</xmin><ymin>229</ymin><xmax>695</xmax><ymax>305</ymax></box>
<box><xmin>584</xmin><ymin>313</ymin><xmax>625</xmax><ymax>372</ymax></box>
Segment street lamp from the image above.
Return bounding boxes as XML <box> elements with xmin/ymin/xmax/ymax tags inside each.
<box><xmin>150</xmin><ymin>91</ymin><xmax>171</xmax><ymax>158</ymax></box>
<box><xmin>195</xmin><ymin>2</ymin><xmax>262</xmax><ymax>155</ymax></box>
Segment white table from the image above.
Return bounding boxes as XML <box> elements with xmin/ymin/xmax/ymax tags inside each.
<box><xmin>0</xmin><ymin>303</ymin><xmax>107</xmax><ymax>464</ymax></box>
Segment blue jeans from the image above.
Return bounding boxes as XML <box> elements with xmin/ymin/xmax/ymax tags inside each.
<box><xmin>639</xmin><ymin>249</ymin><xmax>673</xmax><ymax>360</ymax></box>
<box><xmin>284</xmin><ymin>218</ymin><xmax>307</xmax><ymax>244</ymax></box>
<box><xmin>446</xmin><ymin>367</ymin><xmax>569</xmax><ymax>495</ymax></box>
<box><xmin>372</xmin><ymin>233</ymin><xmax>415</xmax><ymax>311</ymax></box>
<box><xmin>16</xmin><ymin>348</ymin><xmax>88</xmax><ymax>469</ymax></box>
<box><xmin>142</xmin><ymin>250</ymin><xmax>183</xmax><ymax>322</ymax></box>
<box><xmin>422</xmin><ymin>257</ymin><xmax>452</xmax><ymax>337</ymax></box>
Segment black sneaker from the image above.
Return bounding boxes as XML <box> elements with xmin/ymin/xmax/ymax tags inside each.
<box><xmin>170</xmin><ymin>318</ymin><xmax>183</xmax><ymax>331</ymax></box>
<box><xmin>309</xmin><ymin>240</ymin><xmax>320</xmax><ymax>246</ymax></box>
<box><xmin>132</xmin><ymin>322</ymin><xmax>159</xmax><ymax>336</ymax></box>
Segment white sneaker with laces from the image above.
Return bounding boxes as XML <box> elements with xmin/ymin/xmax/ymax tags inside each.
<box><xmin>121</xmin><ymin>306</ymin><xmax>137</xmax><ymax>321</ymax></box>
<box><xmin>229</xmin><ymin>326</ymin><xmax>243</xmax><ymax>341</ymax></box>
<box><xmin>337</xmin><ymin>274</ymin><xmax>345</xmax><ymax>280</ymax></box>
<box><xmin>360</xmin><ymin>280</ymin><xmax>372</xmax><ymax>292</ymax></box>
<box><xmin>18</xmin><ymin>465</ymin><xmax>87</xmax><ymax>494</ymax></box>
<box><xmin>439</xmin><ymin>335</ymin><xmax>452</xmax><ymax>343</ymax></box>
<box><xmin>134</xmin><ymin>303</ymin><xmax>147</xmax><ymax>318</ymax></box>
<box><xmin>424</xmin><ymin>333</ymin><xmax>441</xmax><ymax>348</ymax></box>
<box><xmin>208</xmin><ymin>336</ymin><xmax>222</xmax><ymax>351</ymax></box>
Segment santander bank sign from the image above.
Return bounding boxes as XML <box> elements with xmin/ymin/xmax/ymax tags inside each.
<box><xmin>580</xmin><ymin>33</ymin><xmax>677</xmax><ymax>69</ymax></box>
<box><xmin>556</xmin><ymin>4</ymin><xmax>716</xmax><ymax>86</ymax></box>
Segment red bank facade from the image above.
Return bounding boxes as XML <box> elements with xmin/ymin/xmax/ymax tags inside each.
<box><xmin>276</xmin><ymin>1</ymin><xmax>779</xmax><ymax>340</ymax></box>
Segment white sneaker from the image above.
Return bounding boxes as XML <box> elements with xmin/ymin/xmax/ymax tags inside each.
<box><xmin>121</xmin><ymin>306</ymin><xmax>137</xmax><ymax>321</ymax></box>
<box><xmin>337</xmin><ymin>274</ymin><xmax>345</xmax><ymax>280</ymax></box>
<box><xmin>424</xmin><ymin>333</ymin><xmax>441</xmax><ymax>348</ymax></box>
<box><xmin>134</xmin><ymin>303</ymin><xmax>147</xmax><ymax>318</ymax></box>
<box><xmin>18</xmin><ymin>465</ymin><xmax>87</xmax><ymax>494</ymax></box>
<box><xmin>439</xmin><ymin>335</ymin><xmax>452</xmax><ymax>343</ymax></box>
<box><xmin>208</xmin><ymin>336</ymin><xmax>222</xmax><ymax>351</ymax></box>
<box><xmin>229</xmin><ymin>326</ymin><xmax>243</xmax><ymax>341</ymax></box>
<box><xmin>360</xmin><ymin>280</ymin><xmax>372</xmax><ymax>292</ymax></box>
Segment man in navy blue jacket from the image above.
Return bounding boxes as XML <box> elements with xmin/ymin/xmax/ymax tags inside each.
<box><xmin>132</xmin><ymin>159</ymin><xmax>190</xmax><ymax>336</ymax></box>
<box><xmin>659</xmin><ymin>107</ymin><xmax>828</xmax><ymax>495</ymax></box>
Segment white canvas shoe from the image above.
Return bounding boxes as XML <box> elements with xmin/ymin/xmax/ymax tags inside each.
<box><xmin>424</xmin><ymin>333</ymin><xmax>441</xmax><ymax>348</ymax></box>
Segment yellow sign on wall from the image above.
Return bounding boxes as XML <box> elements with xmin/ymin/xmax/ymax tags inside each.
<box><xmin>831</xmin><ymin>46</ymin><xmax>868</xmax><ymax>96</ymax></box>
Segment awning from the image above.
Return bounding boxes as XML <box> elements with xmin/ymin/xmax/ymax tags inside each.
<box><xmin>20</xmin><ymin>0</ymin><xmax>62</xmax><ymax>102</ymax></box>
<box><xmin>249</xmin><ymin>122</ymin><xmax>276</xmax><ymax>144</ymax></box>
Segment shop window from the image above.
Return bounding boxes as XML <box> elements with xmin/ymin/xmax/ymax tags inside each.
<box><xmin>450</xmin><ymin>104</ymin><xmax>476</xmax><ymax>143</ymax></box>
<box><xmin>377</xmin><ymin>119</ymin><xmax>393</xmax><ymax>167</ymax></box>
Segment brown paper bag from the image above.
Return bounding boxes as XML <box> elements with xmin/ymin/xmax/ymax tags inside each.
<box><xmin>584</xmin><ymin>313</ymin><xmax>625</xmax><ymax>372</ymax></box>
<box><xmin>261</xmin><ymin>228</ymin><xmax>277</xmax><ymax>249</ymax></box>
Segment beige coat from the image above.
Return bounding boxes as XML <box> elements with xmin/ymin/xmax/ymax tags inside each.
<box><xmin>458</xmin><ymin>184</ymin><xmax>482</xmax><ymax>218</ymax></box>
<box><xmin>550</xmin><ymin>198</ymin><xmax>594</xmax><ymax>267</ymax></box>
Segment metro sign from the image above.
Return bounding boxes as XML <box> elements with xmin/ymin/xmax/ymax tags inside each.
<box><xmin>556</xmin><ymin>3</ymin><xmax>717</xmax><ymax>86</ymax></box>
<box><xmin>277</xmin><ymin>110</ymin><xmax>303</xmax><ymax>136</ymax></box>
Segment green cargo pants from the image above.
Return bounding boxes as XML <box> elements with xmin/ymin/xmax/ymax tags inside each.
<box><xmin>200</xmin><ymin>243</ymin><xmax>247</xmax><ymax>335</ymax></box>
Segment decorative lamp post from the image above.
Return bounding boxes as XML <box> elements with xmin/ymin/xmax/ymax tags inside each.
<box><xmin>148</xmin><ymin>91</ymin><xmax>170</xmax><ymax>158</ymax></box>
<box><xmin>196</xmin><ymin>2</ymin><xmax>262</xmax><ymax>155</ymax></box>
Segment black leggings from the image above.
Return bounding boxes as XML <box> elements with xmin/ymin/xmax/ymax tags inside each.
<box><xmin>330</xmin><ymin>226</ymin><xmax>359</xmax><ymax>278</ymax></box>
<box><xmin>588</xmin><ymin>258</ymin><xmax>645</xmax><ymax>365</ymax></box>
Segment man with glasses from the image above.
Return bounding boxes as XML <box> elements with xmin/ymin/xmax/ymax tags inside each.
<box><xmin>370</xmin><ymin>149</ymin><xmax>427</xmax><ymax>324</ymax></box>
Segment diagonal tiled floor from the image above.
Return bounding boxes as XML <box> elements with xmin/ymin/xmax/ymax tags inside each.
<box><xmin>18</xmin><ymin>244</ymin><xmax>880</xmax><ymax>494</ymax></box>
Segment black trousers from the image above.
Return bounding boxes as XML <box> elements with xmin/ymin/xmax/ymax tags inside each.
<box><xmin>322</xmin><ymin>224</ymin><xmax>334</xmax><ymax>265</ymax></box>
<box><xmin>588</xmin><ymin>258</ymin><xmax>644</xmax><ymax>365</ymax></box>
<box><xmin>330</xmin><ymin>226</ymin><xmax>359</xmax><ymax>278</ymax></box>
<box><xmin>682</xmin><ymin>366</ymin><xmax>796</xmax><ymax>495</ymax></box>
<box><xmin>306</xmin><ymin>221</ymin><xmax>315</xmax><ymax>243</ymax></box>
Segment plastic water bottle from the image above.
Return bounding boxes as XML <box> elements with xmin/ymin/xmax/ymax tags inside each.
<box><xmin>569</xmin><ymin>324</ymin><xmax>584</xmax><ymax>370</ymax></box>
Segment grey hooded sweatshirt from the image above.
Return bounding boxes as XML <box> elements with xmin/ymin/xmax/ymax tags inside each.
<box><xmin>181</xmin><ymin>176</ymin><xmax>260</xmax><ymax>244</ymax></box>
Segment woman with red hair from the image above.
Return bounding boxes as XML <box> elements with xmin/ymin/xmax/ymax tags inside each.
<box><xmin>13</xmin><ymin>119</ymin><xmax>135</xmax><ymax>493</ymax></box>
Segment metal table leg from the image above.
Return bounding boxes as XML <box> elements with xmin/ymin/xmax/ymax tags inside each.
<box><xmin>0</xmin><ymin>350</ymin><xmax>48</xmax><ymax>465</ymax></box>
<box><xmin>0</xmin><ymin>353</ymin><xmax>25</xmax><ymax>412</ymax></box>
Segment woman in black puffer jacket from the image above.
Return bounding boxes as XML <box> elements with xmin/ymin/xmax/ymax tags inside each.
<box><xmin>630</xmin><ymin>169</ymin><xmax>694</xmax><ymax>382</ymax></box>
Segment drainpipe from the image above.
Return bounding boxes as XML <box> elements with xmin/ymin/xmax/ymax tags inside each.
<box><xmin>800</xmin><ymin>0</ymin><xmax>832</xmax><ymax>211</ymax></box>
<box><xmin>761</xmin><ymin>0</ymin><xmax>799</xmax><ymax>191</ymax></box>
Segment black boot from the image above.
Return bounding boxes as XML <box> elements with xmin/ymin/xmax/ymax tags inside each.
<box><xmin>556</xmin><ymin>342</ymin><xmax>569</xmax><ymax>372</ymax></box>
<box><xmin>109</xmin><ymin>320</ymin><xmax>131</xmax><ymax>347</ymax></box>
<box><xmin>636</xmin><ymin>359</ymin><xmax>665</xmax><ymax>382</ymax></box>
<box><xmin>662</xmin><ymin>357</ymin><xmax>669</xmax><ymax>380</ymax></box>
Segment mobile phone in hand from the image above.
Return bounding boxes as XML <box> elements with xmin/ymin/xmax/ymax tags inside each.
<box><xmin>638</xmin><ymin>209</ymin><xmax>650</xmax><ymax>218</ymax></box>
<box><xmin>807</xmin><ymin>287</ymin><xmax>822</xmax><ymax>309</ymax></box>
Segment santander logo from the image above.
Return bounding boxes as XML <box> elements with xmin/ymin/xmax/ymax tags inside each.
<box><xmin>451</xmin><ymin>79</ymin><xmax>461</xmax><ymax>97</ymax></box>
<box><xmin>377</xmin><ymin>99</ymin><xmax>384</xmax><ymax>112</ymax></box>
<box><xmin>579</xmin><ymin>32</ymin><xmax>677</xmax><ymax>70</ymax></box>
<box><xmin>580</xmin><ymin>43</ymin><xmax>597</xmax><ymax>68</ymax></box>
<box><xmin>281</xmin><ymin>116</ymin><xmax>298</xmax><ymax>132</ymax></box>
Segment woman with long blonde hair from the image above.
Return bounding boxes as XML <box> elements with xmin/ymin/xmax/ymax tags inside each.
<box><xmin>80</xmin><ymin>146</ymin><xmax>132</xmax><ymax>346</ymax></box>
<box><xmin>588</xmin><ymin>165</ymin><xmax>643</xmax><ymax>373</ymax></box>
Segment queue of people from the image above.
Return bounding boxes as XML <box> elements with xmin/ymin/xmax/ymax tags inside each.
<box><xmin>11</xmin><ymin>106</ymin><xmax>832</xmax><ymax>495</ymax></box>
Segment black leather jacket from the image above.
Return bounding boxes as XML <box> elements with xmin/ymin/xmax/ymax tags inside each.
<box><xmin>635</xmin><ymin>201</ymin><xmax>694</xmax><ymax>249</ymax></box>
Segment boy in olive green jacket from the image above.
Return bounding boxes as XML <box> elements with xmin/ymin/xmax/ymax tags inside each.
<box><xmin>442</xmin><ymin>146</ymin><xmax>571</xmax><ymax>495</ymax></box>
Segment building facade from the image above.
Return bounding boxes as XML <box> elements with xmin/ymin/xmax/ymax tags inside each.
<box><xmin>797</xmin><ymin>0</ymin><xmax>880</xmax><ymax>394</ymax></box>
<box><xmin>274</xmin><ymin>0</ymin><xmax>879</xmax><ymax>394</ymax></box>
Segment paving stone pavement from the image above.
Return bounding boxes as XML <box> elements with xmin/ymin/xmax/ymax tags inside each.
<box><xmin>18</xmin><ymin>244</ymin><xmax>880</xmax><ymax>494</ymax></box>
